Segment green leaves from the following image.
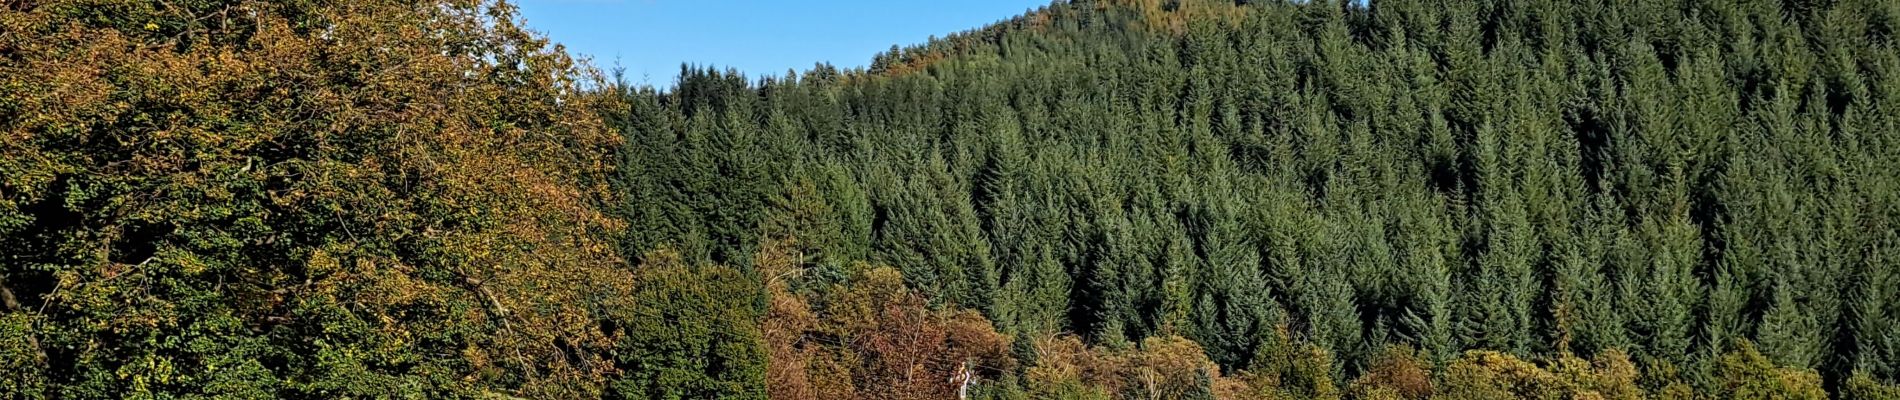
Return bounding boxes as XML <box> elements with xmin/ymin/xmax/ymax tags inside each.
<box><xmin>7</xmin><ymin>0</ymin><xmax>1900</xmax><ymax>397</ymax></box>
<box><xmin>609</xmin><ymin>250</ymin><xmax>767</xmax><ymax>400</ymax></box>
<box><xmin>3</xmin><ymin>0</ymin><xmax>629</xmax><ymax>397</ymax></box>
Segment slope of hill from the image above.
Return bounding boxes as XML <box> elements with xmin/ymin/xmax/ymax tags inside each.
<box><xmin>606</xmin><ymin>0</ymin><xmax>1900</xmax><ymax>398</ymax></box>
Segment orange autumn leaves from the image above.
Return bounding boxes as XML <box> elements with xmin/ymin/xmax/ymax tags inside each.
<box><xmin>759</xmin><ymin>239</ymin><xmax>1012</xmax><ymax>400</ymax></box>
<box><xmin>754</xmin><ymin>237</ymin><xmax>1307</xmax><ymax>400</ymax></box>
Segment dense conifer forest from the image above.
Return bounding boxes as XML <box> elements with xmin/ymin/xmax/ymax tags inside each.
<box><xmin>4</xmin><ymin>0</ymin><xmax>1900</xmax><ymax>398</ymax></box>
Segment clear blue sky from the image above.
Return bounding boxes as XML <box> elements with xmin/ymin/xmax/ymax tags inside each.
<box><xmin>515</xmin><ymin>1</ymin><xmax>1053</xmax><ymax>86</ymax></box>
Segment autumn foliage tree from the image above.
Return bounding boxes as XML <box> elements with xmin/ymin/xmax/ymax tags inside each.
<box><xmin>758</xmin><ymin>239</ymin><xmax>1014</xmax><ymax>400</ymax></box>
<box><xmin>1020</xmin><ymin>333</ymin><xmax>1258</xmax><ymax>399</ymax></box>
<box><xmin>1</xmin><ymin>0</ymin><xmax>627</xmax><ymax>397</ymax></box>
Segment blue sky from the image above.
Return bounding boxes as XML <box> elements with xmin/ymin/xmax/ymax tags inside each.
<box><xmin>515</xmin><ymin>1</ymin><xmax>1053</xmax><ymax>86</ymax></box>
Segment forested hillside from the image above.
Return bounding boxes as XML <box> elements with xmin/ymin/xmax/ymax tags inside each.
<box><xmin>605</xmin><ymin>0</ymin><xmax>1900</xmax><ymax>398</ymax></box>
<box><xmin>4</xmin><ymin>0</ymin><xmax>1900</xmax><ymax>398</ymax></box>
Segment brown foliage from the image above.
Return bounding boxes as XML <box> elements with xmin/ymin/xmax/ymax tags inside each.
<box><xmin>1102</xmin><ymin>0</ymin><xmax>1250</xmax><ymax>35</ymax></box>
<box><xmin>1025</xmin><ymin>334</ymin><xmax>1123</xmax><ymax>397</ymax></box>
<box><xmin>759</xmin><ymin>240</ymin><xmax>1014</xmax><ymax>400</ymax></box>
<box><xmin>880</xmin><ymin>50</ymin><xmax>951</xmax><ymax>77</ymax></box>
<box><xmin>760</xmin><ymin>239</ymin><xmax>821</xmax><ymax>399</ymax></box>
<box><xmin>1349</xmin><ymin>346</ymin><xmax>1435</xmax><ymax>400</ymax></box>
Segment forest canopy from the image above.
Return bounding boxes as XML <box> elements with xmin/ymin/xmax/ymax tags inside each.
<box><xmin>4</xmin><ymin>0</ymin><xmax>1900</xmax><ymax>398</ymax></box>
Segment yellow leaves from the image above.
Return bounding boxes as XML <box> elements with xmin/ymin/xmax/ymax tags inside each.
<box><xmin>169</xmin><ymin>250</ymin><xmax>207</xmax><ymax>276</ymax></box>
<box><xmin>1349</xmin><ymin>346</ymin><xmax>1434</xmax><ymax>400</ymax></box>
<box><xmin>1561</xmin><ymin>350</ymin><xmax>1644</xmax><ymax>400</ymax></box>
<box><xmin>463</xmin><ymin>345</ymin><xmax>490</xmax><ymax>375</ymax></box>
<box><xmin>307</xmin><ymin>249</ymin><xmax>341</xmax><ymax>277</ymax></box>
<box><xmin>377</xmin><ymin>313</ymin><xmax>414</xmax><ymax>353</ymax></box>
<box><xmin>1442</xmin><ymin>350</ymin><xmax>1569</xmax><ymax>399</ymax></box>
<box><xmin>1426</xmin><ymin>349</ymin><xmax>1657</xmax><ymax>400</ymax></box>
<box><xmin>1845</xmin><ymin>373</ymin><xmax>1900</xmax><ymax>400</ymax></box>
<box><xmin>118</xmin><ymin>353</ymin><xmax>177</xmax><ymax>397</ymax></box>
<box><xmin>1716</xmin><ymin>341</ymin><xmax>1830</xmax><ymax>400</ymax></box>
<box><xmin>1024</xmin><ymin>333</ymin><xmax>1248</xmax><ymax>399</ymax></box>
